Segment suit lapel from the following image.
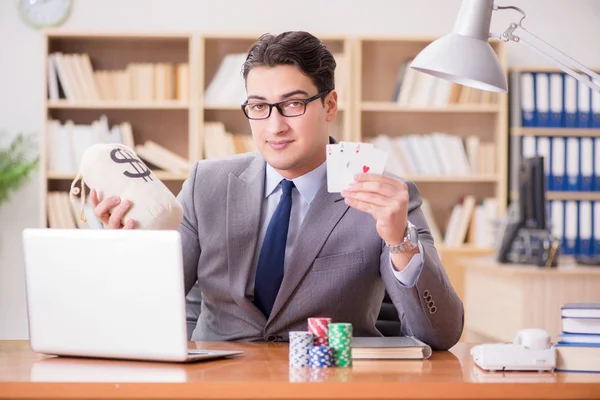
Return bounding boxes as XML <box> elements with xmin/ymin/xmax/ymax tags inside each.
<box><xmin>227</xmin><ymin>156</ymin><xmax>267</xmax><ymax>327</ymax></box>
<box><xmin>267</xmin><ymin>181</ymin><xmax>349</xmax><ymax>324</ymax></box>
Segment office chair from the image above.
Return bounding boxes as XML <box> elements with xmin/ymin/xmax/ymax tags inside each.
<box><xmin>376</xmin><ymin>292</ymin><xmax>402</xmax><ymax>337</ymax></box>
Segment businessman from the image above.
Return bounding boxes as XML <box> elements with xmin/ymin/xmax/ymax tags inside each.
<box><xmin>91</xmin><ymin>31</ymin><xmax>463</xmax><ymax>350</ymax></box>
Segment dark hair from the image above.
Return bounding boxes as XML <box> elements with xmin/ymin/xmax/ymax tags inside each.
<box><xmin>242</xmin><ymin>31</ymin><xmax>336</xmax><ymax>96</ymax></box>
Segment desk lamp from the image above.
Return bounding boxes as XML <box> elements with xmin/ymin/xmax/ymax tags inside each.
<box><xmin>411</xmin><ymin>0</ymin><xmax>600</xmax><ymax>93</ymax></box>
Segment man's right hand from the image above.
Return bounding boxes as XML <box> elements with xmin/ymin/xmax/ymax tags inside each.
<box><xmin>90</xmin><ymin>189</ymin><xmax>135</xmax><ymax>229</ymax></box>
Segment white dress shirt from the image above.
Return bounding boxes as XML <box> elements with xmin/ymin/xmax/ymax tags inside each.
<box><xmin>248</xmin><ymin>161</ymin><xmax>424</xmax><ymax>291</ymax></box>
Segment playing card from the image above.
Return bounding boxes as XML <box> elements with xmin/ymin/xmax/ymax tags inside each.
<box><xmin>326</xmin><ymin>143</ymin><xmax>345</xmax><ymax>192</ymax></box>
<box><xmin>327</xmin><ymin>142</ymin><xmax>388</xmax><ymax>193</ymax></box>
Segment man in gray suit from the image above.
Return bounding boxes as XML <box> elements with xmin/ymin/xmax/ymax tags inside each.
<box><xmin>92</xmin><ymin>31</ymin><xmax>463</xmax><ymax>350</ymax></box>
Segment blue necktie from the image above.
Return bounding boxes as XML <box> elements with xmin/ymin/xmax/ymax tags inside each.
<box><xmin>254</xmin><ymin>179</ymin><xmax>295</xmax><ymax>317</ymax></box>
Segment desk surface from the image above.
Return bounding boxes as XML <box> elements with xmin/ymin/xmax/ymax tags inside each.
<box><xmin>1</xmin><ymin>341</ymin><xmax>599</xmax><ymax>400</ymax></box>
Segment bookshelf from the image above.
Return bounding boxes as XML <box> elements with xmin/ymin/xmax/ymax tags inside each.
<box><xmin>41</xmin><ymin>31</ymin><xmax>200</xmax><ymax>228</ymax></box>
<box><xmin>353</xmin><ymin>36</ymin><xmax>509</xmax><ymax>254</ymax></box>
<box><xmin>509</xmin><ymin>67</ymin><xmax>600</xmax><ymax>259</ymax></box>
<box><xmin>198</xmin><ymin>33</ymin><xmax>353</xmax><ymax>159</ymax></box>
<box><xmin>40</xmin><ymin>31</ymin><xmax>511</xmax><ymax>259</ymax></box>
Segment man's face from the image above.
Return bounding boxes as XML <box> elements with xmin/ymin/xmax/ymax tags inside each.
<box><xmin>245</xmin><ymin>65</ymin><xmax>337</xmax><ymax>179</ymax></box>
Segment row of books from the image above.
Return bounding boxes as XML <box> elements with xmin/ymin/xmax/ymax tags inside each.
<box><xmin>431</xmin><ymin>196</ymin><xmax>499</xmax><ymax>249</ymax></box>
<box><xmin>392</xmin><ymin>59</ymin><xmax>499</xmax><ymax>106</ymax></box>
<box><xmin>46</xmin><ymin>116</ymin><xmax>189</xmax><ymax>176</ymax></box>
<box><xmin>513</xmin><ymin>71</ymin><xmax>600</xmax><ymax>128</ymax></box>
<box><xmin>520</xmin><ymin>135</ymin><xmax>600</xmax><ymax>192</ymax></box>
<box><xmin>556</xmin><ymin>303</ymin><xmax>600</xmax><ymax>372</ymax></box>
<box><xmin>369</xmin><ymin>133</ymin><xmax>496</xmax><ymax>178</ymax></box>
<box><xmin>204</xmin><ymin>53</ymin><xmax>348</xmax><ymax>105</ymax></box>
<box><xmin>203</xmin><ymin>121</ymin><xmax>256</xmax><ymax>159</ymax></box>
<box><xmin>47</xmin><ymin>191</ymin><xmax>102</xmax><ymax>229</ymax></box>
<box><xmin>549</xmin><ymin>200</ymin><xmax>600</xmax><ymax>257</ymax></box>
<box><xmin>48</xmin><ymin>52</ymin><xmax>190</xmax><ymax>102</ymax></box>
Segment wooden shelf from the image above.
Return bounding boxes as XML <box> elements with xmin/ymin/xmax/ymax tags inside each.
<box><xmin>361</xmin><ymin>102</ymin><xmax>500</xmax><ymax>113</ymax></box>
<box><xmin>47</xmin><ymin>170</ymin><xmax>188</xmax><ymax>181</ymax></box>
<box><xmin>204</xmin><ymin>103</ymin><xmax>348</xmax><ymax>112</ymax></box>
<box><xmin>408</xmin><ymin>175</ymin><xmax>499</xmax><ymax>183</ymax></box>
<box><xmin>47</xmin><ymin>100</ymin><xmax>190</xmax><ymax>109</ymax></box>
<box><xmin>438</xmin><ymin>246</ymin><xmax>496</xmax><ymax>254</ymax></box>
<box><xmin>546</xmin><ymin>191</ymin><xmax>600</xmax><ymax>201</ymax></box>
<box><xmin>512</xmin><ymin>127</ymin><xmax>600</xmax><ymax>137</ymax></box>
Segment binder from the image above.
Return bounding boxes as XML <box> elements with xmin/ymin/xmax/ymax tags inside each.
<box><xmin>535</xmin><ymin>73</ymin><xmax>550</xmax><ymax>127</ymax></box>
<box><xmin>521</xmin><ymin>135</ymin><xmax>536</xmax><ymax>158</ymax></box>
<box><xmin>565</xmin><ymin>137</ymin><xmax>580</xmax><ymax>191</ymax></box>
<box><xmin>549</xmin><ymin>73</ymin><xmax>564</xmax><ymax>127</ymax></box>
<box><xmin>577</xmin><ymin>80</ymin><xmax>591</xmax><ymax>128</ymax></box>
<box><xmin>579</xmin><ymin>201</ymin><xmax>592</xmax><ymax>256</ymax></box>
<box><xmin>595</xmin><ymin>201</ymin><xmax>600</xmax><ymax>255</ymax></box>
<box><xmin>549</xmin><ymin>200</ymin><xmax>565</xmax><ymax>254</ymax></box>
<box><xmin>550</xmin><ymin>137</ymin><xmax>565</xmax><ymax>191</ymax></box>
<box><xmin>591</xmin><ymin>79</ymin><xmax>600</xmax><ymax>128</ymax></box>
<box><xmin>595</xmin><ymin>138</ymin><xmax>600</xmax><ymax>191</ymax></box>
<box><xmin>564</xmin><ymin>75</ymin><xmax>578</xmax><ymax>128</ymax></box>
<box><xmin>520</xmin><ymin>72</ymin><xmax>536</xmax><ymax>127</ymax></box>
<box><xmin>564</xmin><ymin>200</ymin><xmax>578</xmax><ymax>255</ymax></box>
<box><xmin>580</xmin><ymin>137</ymin><xmax>593</xmax><ymax>191</ymax></box>
<box><xmin>536</xmin><ymin>136</ymin><xmax>552</xmax><ymax>190</ymax></box>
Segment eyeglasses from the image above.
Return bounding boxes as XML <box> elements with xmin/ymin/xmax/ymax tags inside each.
<box><xmin>241</xmin><ymin>91</ymin><xmax>330</xmax><ymax>120</ymax></box>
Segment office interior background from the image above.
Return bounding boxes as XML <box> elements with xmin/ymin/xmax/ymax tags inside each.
<box><xmin>1</xmin><ymin>0</ymin><xmax>600</xmax><ymax>341</ymax></box>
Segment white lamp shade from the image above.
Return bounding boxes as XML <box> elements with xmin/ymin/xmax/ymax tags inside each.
<box><xmin>411</xmin><ymin>33</ymin><xmax>508</xmax><ymax>93</ymax></box>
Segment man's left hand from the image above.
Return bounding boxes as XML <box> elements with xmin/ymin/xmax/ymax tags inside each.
<box><xmin>341</xmin><ymin>173</ymin><xmax>409</xmax><ymax>246</ymax></box>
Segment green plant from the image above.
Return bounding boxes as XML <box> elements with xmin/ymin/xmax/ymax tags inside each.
<box><xmin>0</xmin><ymin>133</ymin><xmax>39</xmax><ymax>206</ymax></box>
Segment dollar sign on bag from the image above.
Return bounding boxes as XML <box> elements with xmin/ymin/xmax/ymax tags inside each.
<box><xmin>110</xmin><ymin>148</ymin><xmax>153</xmax><ymax>182</ymax></box>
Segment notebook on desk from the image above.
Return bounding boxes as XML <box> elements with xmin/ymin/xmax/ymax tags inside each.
<box><xmin>352</xmin><ymin>336</ymin><xmax>432</xmax><ymax>360</ymax></box>
<box><xmin>22</xmin><ymin>228</ymin><xmax>243</xmax><ymax>363</ymax></box>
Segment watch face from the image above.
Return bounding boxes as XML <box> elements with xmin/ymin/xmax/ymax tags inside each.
<box><xmin>18</xmin><ymin>0</ymin><xmax>73</xmax><ymax>29</ymax></box>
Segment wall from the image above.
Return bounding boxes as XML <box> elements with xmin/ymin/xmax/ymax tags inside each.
<box><xmin>1</xmin><ymin>0</ymin><xmax>599</xmax><ymax>339</ymax></box>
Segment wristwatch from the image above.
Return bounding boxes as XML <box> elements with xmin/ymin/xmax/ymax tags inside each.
<box><xmin>386</xmin><ymin>221</ymin><xmax>419</xmax><ymax>254</ymax></box>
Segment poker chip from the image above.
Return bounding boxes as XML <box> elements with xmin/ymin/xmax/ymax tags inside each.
<box><xmin>289</xmin><ymin>366</ymin><xmax>310</xmax><ymax>382</ymax></box>
<box><xmin>308</xmin><ymin>345</ymin><xmax>335</xmax><ymax>368</ymax></box>
<box><xmin>328</xmin><ymin>322</ymin><xmax>353</xmax><ymax>367</ymax></box>
<box><xmin>307</xmin><ymin>317</ymin><xmax>331</xmax><ymax>346</ymax></box>
<box><xmin>289</xmin><ymin>331</ymin><xmax>314</xmax><ymax>367</ymax></box>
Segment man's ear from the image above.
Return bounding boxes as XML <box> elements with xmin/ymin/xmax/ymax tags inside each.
<box><xmin>325</xmin><ymin>90</ymin><xmax>338</xmax><ymax>122</ymax></box>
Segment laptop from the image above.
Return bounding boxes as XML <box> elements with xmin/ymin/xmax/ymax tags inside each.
<box><xmin>22</xmin><ymin>228</ymin><xmax>243</xmax><ymax>363</ymax></box>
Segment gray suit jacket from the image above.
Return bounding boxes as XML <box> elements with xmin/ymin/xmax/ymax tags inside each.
<box><xmin>179</xmin><ymin>152</ymin><xmax>463</xmax><ymax>350</ymax></box>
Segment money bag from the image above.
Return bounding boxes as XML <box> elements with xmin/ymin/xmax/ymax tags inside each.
<box><xmin>69</xmin><ymin>143</ymin><xmax>184</xmax><ymax>230</ymax></box>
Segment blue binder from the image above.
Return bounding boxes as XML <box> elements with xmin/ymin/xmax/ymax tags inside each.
<box><xmin>564</xmin><ymin>75</ymin><xmax>578</xmax><ymax>128</ymax></box>
<box><xmin>549</xmin><ymin>73</ymin><xmax>564</xmax><ymax>127</ymax></box>
<box><xmin>535</xmin><ymin>73</ymin><xmax>550</xmax><ymax>127</ymax></box>
<box><xmin>550</xmin><ymin>137</ymin><xmax>566</xmax><ymax>191</ymax></box>
<box><xmin>520</xmin><ymin>72</ymin><xmax>537</xmax><ymax>127</ymax></box>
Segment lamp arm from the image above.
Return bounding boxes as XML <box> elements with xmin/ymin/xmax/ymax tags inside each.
<box><xmin>493</xmin><ymin>4</ymin><xmax>600</xmax><ymax>93</ymax></box>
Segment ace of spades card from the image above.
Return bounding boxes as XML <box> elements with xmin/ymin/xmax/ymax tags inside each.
<box><xmin>326</xmin><ymin>142</ymin><xmax>388</xmax><ymax>193</ymax></box>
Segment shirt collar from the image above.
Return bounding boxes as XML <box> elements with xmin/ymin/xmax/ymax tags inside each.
<box><xmin>265</xmin><ymin>161</ymin><xmax>326</xmax><ymax>205</ymax></box>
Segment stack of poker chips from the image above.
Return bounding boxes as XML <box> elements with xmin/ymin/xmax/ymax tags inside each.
<box><xmin>288</xmin><ymin>318</ymin><xmax>353</xmax><ymax>369</ymax></box>
<box><xmin>289</xmin><ymin>331</ymin><xmax>314</xmax><ymax>367</ymax></box>
<box><xmin>307</xmin><ymin>317</ymin><xmax>331</xmax><ymax>345</ymax></box>
<box><xmin>328</xmin><ymin>322</ymin><xmax>353</xmax><ymax>367</ymax></box>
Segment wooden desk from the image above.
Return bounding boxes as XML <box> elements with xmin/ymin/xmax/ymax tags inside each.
<box><xmin>1</xmin><ymin>341</ymin><xmax>599</xmax><ymax>400</ymax></box>
<box><xmin>461</xmin><ymin>256</ymin><xmax>600</xmax><ymax>343</ymax></box>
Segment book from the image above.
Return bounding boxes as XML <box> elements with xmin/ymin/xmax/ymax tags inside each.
<box><xmin>562</xmin><ymin>318</ymin><xmax>600</xmax><ymax>335</ymax></box>
<box><xmin>351</xmin><ymin>336</ymin><xmax>432</xmax><ymax>360</ymax></box>
<box><xmin>558</xmin><ymin>332</ymin><xmax>600</xmax><ymax>345</ymax></box>
<box><xmin>555</xmin><ymin>343</ymin><xmax>600</xmax><ymax>372</ymax></box>
<box><xmin>561</xmin><ymin>303</ymin><xmax>600</xmax><ymax>319</ymax></box>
